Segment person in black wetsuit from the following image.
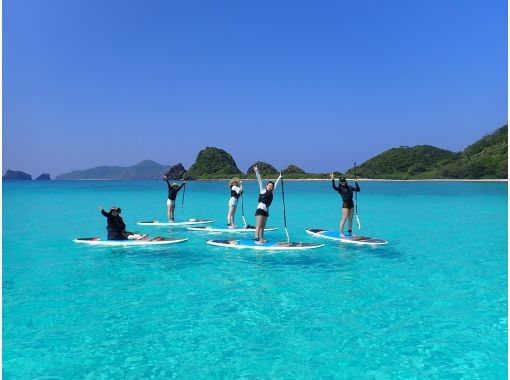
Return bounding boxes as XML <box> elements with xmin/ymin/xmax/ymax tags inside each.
<box><xmin>100</xmin><ymin>206</ymin><xmax>128</xmax><ymax>240</ymax></box>
<box><xmin>100</xmin><ymin>207</ymin><xmax>147</xmax><ymax>240</ymax></box>
<box><xmin>163</xmin><ymin>176</ymin><xmax>185</xmax><ymax>222</ymax></box>
<box><xmin>254</xmin><ymin>165</ymin><xmax>282</xmax><ymax>243</ymax></box>
<box><xmin>330</xmin><ymin>174</ymin><xmax>360</xmax><ymax>237</ymax></box>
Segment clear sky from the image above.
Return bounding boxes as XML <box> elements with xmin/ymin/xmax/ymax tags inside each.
<box><xmin>3</xmin><ymin>0</ymin><xmax>507</xmax><ymax>177</ymax></box>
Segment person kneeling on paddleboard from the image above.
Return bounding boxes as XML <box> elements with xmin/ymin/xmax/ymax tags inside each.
<box><xmin>227</xmin><ymin>178</ymin><xmax>243</xmax><ymax>228</ymax></box>
<box><xmin>330</xmin><ymin>173</ymin><xmax>360</xmax><ymax>237</ymax></box>
<box><xmin>163</xmin><ymin>176</ymin><xmax>185</xmax><ymax>222</ymax></box>
<box><xmin>254</xmin><ymin>165</ymin><xmax>282</xmax><ymax>243</ymax></box>
<box><xmin>100</xmin><ymin>206</ymin><xmax>146</xmax><ymax>240</ymax></box>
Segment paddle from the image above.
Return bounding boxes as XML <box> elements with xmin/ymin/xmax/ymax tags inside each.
<box><xmin>240</xmin><ymin>190</ymin><xmax>247</xmax><ymax>229</ymax></box>
<box><xmin>354</xmin><ymin>162</ymin><xmax>361</xmax><ymax>230</ymax></box>
<box><xmin>280</xmin><ymin>175</ymin><xmax>290</xmax><ymax>243</ymax></box>
<box><xmin>181</xmin><ymin>170</ymin><xmax>187</xmax><ymax>208</ymax></box>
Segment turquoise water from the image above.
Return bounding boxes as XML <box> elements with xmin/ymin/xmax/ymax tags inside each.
<box><xmin>3</xmin><ymin>180</ymin><xmax>507</xmax><ymax>378</ymax></box>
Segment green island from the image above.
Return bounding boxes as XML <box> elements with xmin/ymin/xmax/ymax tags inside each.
<box><xmin>9</xmin><ymin>125</ymin><xmax>505</xmax><ymax>181</ymax></box>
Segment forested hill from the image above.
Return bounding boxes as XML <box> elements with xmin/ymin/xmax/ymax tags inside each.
<box><xmin>346</xmin><ymin>125</ymin><xmax>507</xmax><ymax>179</ymax></box>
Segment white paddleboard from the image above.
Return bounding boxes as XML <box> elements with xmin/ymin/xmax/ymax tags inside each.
<box><xmin>137</xmin><ymin>219</ymin><xmax>215</xmax><ymax>227</ymax></box>
<box><xmin>206</xmin><ymin>239</ymin><xmax>324</xmax><ymax>251</ymax></box>
<box><xmin>188</xmin><ymin>226</ymin><xmax>278</xmax><ymax>233</ymax></box>
<box><xmin>305</xmin><ymin>228</ymin><xmax>387</xmax><ymax>245</ymax></box>
<box><xmin>73</xmin><ymin>237</ymin><xmax>188</xmax><ymax>246</ymax></box>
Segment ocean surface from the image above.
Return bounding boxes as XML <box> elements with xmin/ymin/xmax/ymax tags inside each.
<box><xmin>3</xmin><ymin>180</ymin><xmax>508</xmax><ymax>379</ymax></box>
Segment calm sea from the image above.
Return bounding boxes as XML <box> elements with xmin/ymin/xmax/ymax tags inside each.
<box><xmin>3</xmin><ymin>180</ymin><xmax>507</xmax><ymax>378</ymax></box>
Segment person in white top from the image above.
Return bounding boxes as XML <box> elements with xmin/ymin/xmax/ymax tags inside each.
<box><xmin>227</xmin><ymin>178</ymin><xmax>243</xmax><ymax>228</ymax></box>
<box><xmin>253</xmin><ymin>165</ymin><xmax>282</xmax><ymax>243</ymax></box>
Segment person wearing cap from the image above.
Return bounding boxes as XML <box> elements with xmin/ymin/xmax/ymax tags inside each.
<box><xmin>163</xmin><ymin>175</ymin><xmax>185</xmax><ymax>222</ymax></box>
<box><xmin>254</xmin><ymin>165</ymin><xmax>282</xmax><ymax>243</ymax></box>
<box><xmin>99</xmin><ymin>206</ymin><xmax>127</xmax><ymax>240</ymax></box>
<box><xmin>330</xmin><ymin>173</ymin><xmax>360</xmax><ymax>237</ymax></box>
<box><xmin>99</xmin><ymin>207</ymin><xmax>147</xmax><ymax>240</ymax></box>
<box><xmin>227</xmin><ymin>177</ymin><xmax>243</xmax><ymax>228</ymax></box>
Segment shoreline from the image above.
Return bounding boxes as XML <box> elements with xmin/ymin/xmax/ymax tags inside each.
<box><xmin>30</xmin><ymin>178</ymin><xmax>509</xmax><ymax>182</ymax></box>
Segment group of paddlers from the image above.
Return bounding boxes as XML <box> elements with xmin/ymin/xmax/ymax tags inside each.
<box><xmin>100</xmin><ymin>166</ymin><xmax>360</xmax><ymax>242</ymax></box>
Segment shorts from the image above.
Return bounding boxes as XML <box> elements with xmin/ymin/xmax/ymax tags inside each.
<box><xmin>342</xmin><ymin>200</ymin><xmax>354</xmax><ymax>209</ymax></box>
<box><xmin>255</xmin><ymin>208</ymin><xmax>269</xmax><ymax>217</ymax></box>
<box><xmin>228</xmin><ymin>197</ymin><xmax>238</xmax><ymax>207</ymax></box>
<box><xmin>167</xmin><ymin>199</ymin><xmax>175</xmax><ymax>207</ymax></box>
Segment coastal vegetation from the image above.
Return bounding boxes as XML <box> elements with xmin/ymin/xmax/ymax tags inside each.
<box><xmin>346</xmin><ymin>125</ymin><xmax>507</xmax><ymax>179</ymax></box>
<box><xmin>7</xmin><ymin>126</ymin><xmax>507</xmax><ymax>180</ymax></box>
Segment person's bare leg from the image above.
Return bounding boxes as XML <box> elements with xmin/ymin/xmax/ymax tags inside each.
<box><xmin>167</xmin><ymin>204</ymin><xmax>172</xmax><ymax>221</ymax></box>
<box><xmin>339</xmin><ymin>208</ymin><xmax>349</xmax><ymax>236</ymax></box>
<box><xmin>170</xmin><ymin>204</ymin><xmax>175</xmax><ymax>221</ymax></box>
<box><xmin>227</xmin><ymin>206</ymin><xmax>236</xmax><ymax>226</ymax></box>
<box><xmin>347</xmin><ymin>208</ymin><xmax>354</xmax><ymax>234</ymax></box>
<box><xmin>255</xmin><ymin>215</ymin><xmax>263</xmax><ymax>240</ymax></box>
<box><xmin>260</xmin><ymin>216</ymin><xmax>268</xmax><ymax>242</ymax></box>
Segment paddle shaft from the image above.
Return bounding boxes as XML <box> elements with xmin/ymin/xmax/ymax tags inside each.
<box><xmin>241</xmin><ymin>191</ymin><xmax>247</xmax><ymax>228</ymax></box>
<box><xmin>281</xmin><ymin>177</ymin><xmax>290</xmax><ymax>243</ymax></box>
<box><xmin>354</xmin><ymin>162</ymin><xmax>361</xmax><ymax>229</ymax></box>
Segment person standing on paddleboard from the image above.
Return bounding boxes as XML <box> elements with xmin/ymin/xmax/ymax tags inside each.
<box><xmin>163</xmin><ymin>176</ymin><xmax>185</xmax><ymax>222</ymax></box>
<box><xmin>99</xmin><ymin>206</ymin><xmax>146</xmax><ymax>240</ymax></box>
<box><xmin>330</xmin><ymin>173</ymin><xmax>360</xmax><ymax>237</ymax></box>
<box><xmin>254</xmin><ymin>165</ymin><xmax>282</xmax><ymax>243</ymax></box>
<box><xmin>227</xmin><ymin>178</ymin><xmax>243</xmax><ymax>228</ymax></box>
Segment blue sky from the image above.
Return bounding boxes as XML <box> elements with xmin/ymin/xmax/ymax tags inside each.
<box><xmin>3</xmin><ymin>0</ymin><xmax>507</xmax><ymax>177</ymax></box>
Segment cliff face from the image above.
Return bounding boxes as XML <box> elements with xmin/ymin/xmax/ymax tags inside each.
<box><xmin>187</xmin><ymin>147</ymin><xmax>242</xmax><ymax>179</ymax></box>
<box><xmin>35</xmin><ymin>174</ymin><xmax>51</xmax><ymax>180</ymax></box>
<box><xmin>3</xmin><ymin>170</ymin><xmax>32</xmax><ymax>180</ymax></box>
<box><xmin>164</xmin><ymin>163</ymin><xmax>187</xmax><ymax>180</ymax></box>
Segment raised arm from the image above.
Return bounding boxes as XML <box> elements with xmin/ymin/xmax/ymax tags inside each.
<box><xmin>272</xmin><ymin>173</ymin><xmax>283</xmax><ymax>190</ymax></box>
<box><xmin>100</xmin><ymin>208</ymin><xmax>109</xmax><ymax>218</ymax></box>
<box><xmin>254</xmin><ymin>166</ymin><xmax>264</xmax><ymax>192</ymax></box>
<box><xmin>178</xmin><ymin>182</ymin><xmax>185</xmax><ymax>191</ymax></box>
<box><xmin>353</xmin><ymin>182</ymin><xmax>360</xmax><ymax>192</ymax></box>
<box><xmin>164</xmin><ymin>177</ymin><xmax>172</xmax><ymax>191</ymax></box>
<box><xmin>330</xmin><ymin>173</ymin><xmax>339</xmax><ymax>191</ymax></box>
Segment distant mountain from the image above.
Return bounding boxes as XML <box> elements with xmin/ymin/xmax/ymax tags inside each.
<box><xmin>35</xmin><ymin>173</ymin><xmax>51</xmax><ymax>180</ymax></box>
<box><xmin>50</xmin><ymin>126</ymin><xmax>506</xmax><ymax>180</ymax></box>
<box><xmin>282</xmin><ymin>164</ymin><xmax>305</xmax><ymax>174</ymax></box>
<box><xmin>246</xmin><ymin>161</ymin><xmax>278</xmax><ymax>176</ymax></box>
<box><xmin>187</xmin><ymin>147</ymin><xmax>242</xmax><ymax>179</ymax></box>
<box><xmin>56</xmin><ymin>160</ymin><xmax>172</xmax><ymax>180</ymax></box>
<box><xmin>3</xmin><ymin>170</ymin><xmax>32</xmax><ymax>180</ymax></box>
<box><xmin>346</xmin><ymin>125</ymin><xmax>507</xmax><ymax>179</ymax></box>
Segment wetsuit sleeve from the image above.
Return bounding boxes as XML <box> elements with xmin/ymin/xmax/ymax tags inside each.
<box><xmin>353</xmin><ymin>182</ymin><xmax>360</xmax><ymax>192</ymax></box>
<box><xmin>178</xmin><ymin>183</ymin><xmax>185</xmax><ymax>191</ymax></box>
<box><xmin>165</xmin><ymin>179</ymin><xmax>172</xmax><ymax>191</ymax></box>
<box><xmin>331</xmin><ymin>179</ymin><xmax>339</xmax><ymax>191</ymax></box>
<box><xmin>101</xmin><ymin>210</ymin><xmax>109</xmax><ymax>218</ymax></box>
<box><xmin>255</xmin><ymin>168</ymin><xmax>264</xmax><ymax>192</ymax></box>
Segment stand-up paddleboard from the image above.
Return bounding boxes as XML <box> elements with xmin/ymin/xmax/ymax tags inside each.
<box><xmin>206</xmin><ymin>239</ymin><xmax>324</xmax><ymax>251</ymax></box>
<box><xmin>137</xmin><ymin>219</ymin><xmax>215</xmax><ymax>227</ymax></box>
<box><xmin>306</xmin><ymin>228</ymin><xmax>387</xmax><ymax>245</ymax></box>
<box><xmin>188</xmin><ymin>226</ymin><xmax>278</xmax><ymax>234</ymax></box>
<box><xmin>73</xmin><ymin>237</ymin><xmax>188</xmax><ymax>246</ymax></box>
